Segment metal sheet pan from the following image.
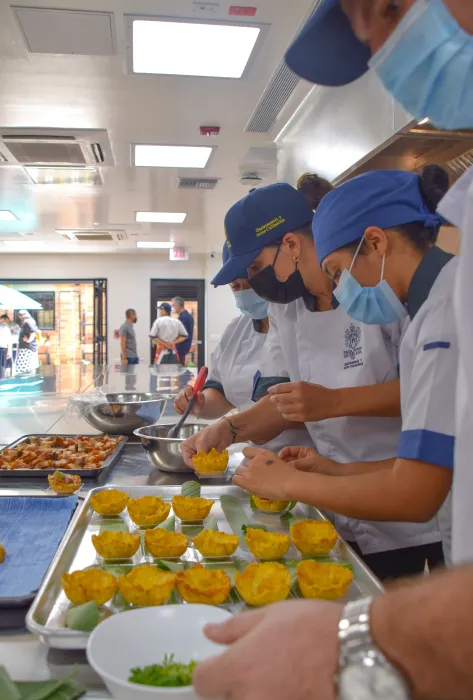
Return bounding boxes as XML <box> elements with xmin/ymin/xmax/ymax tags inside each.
<box><xmin>0</xmin><ymin>434</ymin><xmax>128</xmax><ymax>479</ymax></box>
<box><xmin>27</xmin><ymin>484</ymin><xmax>384</xmax><ymax>650</ymax></box>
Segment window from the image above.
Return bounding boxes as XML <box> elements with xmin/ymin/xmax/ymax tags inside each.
<box><xmin>26</xmin><ymin>291</ymin><xmax>55</xmax><ymax>330</ymax></box>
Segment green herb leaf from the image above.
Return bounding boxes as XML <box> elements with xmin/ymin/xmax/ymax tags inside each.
<box><xmin>65</xmin><ymin>602</ymin><xmax>100</xmax><ymax>632</ymax></box>
<box><xmin>157</xmin><ymin>516</ymin><xmax>175</xmax><ymax>532</ymax></box>
<box><xmin>0</xmin><ymin>667</ymin><xmax>21</xmax><ymax>700</ymax></box>
<box><xmin>129</xmin><ymin>654</ymin><xmax>196</xmax><ymax>688</ymax></box>
<box><xmin>181</xmin><ymin>481</ymin><xmax>201</xmax><ymax>498</ymax></box>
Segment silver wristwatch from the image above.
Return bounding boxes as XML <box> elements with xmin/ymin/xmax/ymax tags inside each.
<box><xmin>337</xmin><ymin>597</ymin><xmax>411</xmax><ymax>700</ymax></box>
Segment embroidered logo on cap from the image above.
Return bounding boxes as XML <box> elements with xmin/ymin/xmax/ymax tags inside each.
<box><xmin>256</xmin><ymin>216</ymin><xmax>286</xmax><ymax>238</ymax></box>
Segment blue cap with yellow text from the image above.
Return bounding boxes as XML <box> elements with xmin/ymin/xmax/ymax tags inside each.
<box><xmin>285</xmin><ymin>0</ymin><xmax>371</xmax><ymax>87</ymax></box>
<box><xmin>312</xmin><ymin>170</ymin><xmax>445</xmax><ymax>265</ymax></box>
<box><xmin>211</xmin><ymin>183</ymin><xmax>313</xmax><ymax>287</ymax></box>
<box><xmin>222</xmin><ymin>242</ymin><xmax>248</xmax><ymax>280</ymax></box>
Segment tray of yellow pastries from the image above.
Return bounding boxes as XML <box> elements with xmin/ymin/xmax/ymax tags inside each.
<box><xmin>26</xmin><ymin>483</ymin><xmax>384</xmax><ymax>650</ymax></box>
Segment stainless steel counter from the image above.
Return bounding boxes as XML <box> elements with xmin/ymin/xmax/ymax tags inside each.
<box><xmin>0</xmin><ymin>363</ymin><xmax>201</xmax><ymax>696</ymax></box>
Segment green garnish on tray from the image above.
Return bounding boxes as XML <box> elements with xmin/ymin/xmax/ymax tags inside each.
<box><xmin>129</xmin><ymin>654</ymin><xmax>196</xmax><ymax>687</ymax></box>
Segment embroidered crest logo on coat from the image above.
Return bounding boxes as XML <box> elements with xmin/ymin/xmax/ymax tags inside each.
<box><xmin>343</xmin><ymin>324</ymin><xmax>363</xmax><ymax>369</ymax></box>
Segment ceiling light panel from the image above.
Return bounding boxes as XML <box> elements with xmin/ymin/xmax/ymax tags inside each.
<box><xmin>130</xmin><ymin>18</ymin><xmax>260</xmax><ymax>78</ymax></box>
<box><xmin>136</xmin><ymin>241</ymin><xmax>175</xmax><ymax>249</ymax></box>
<box><xmin>3</xmin><ymin>241</ymin><xmax>47</xmax><ymax>250</ymax></box>
<box><xmin>0</xmin><ymin>210</ymin><xmax>18</xmax><ymax>221</ymax></box>
<box><xmin>136</xmin><ymin>212</ymin><xmax>187</xmax><ymax>223</ymax></box>
<box><xmin>134</xmin><ymin>145</ymin><xmax>212</xmax><ymax>168</ymax></box>
<box><xmin>25</xmin><ymin>166</ymin><xmax>102</xmax><ymax>186</ymax></box>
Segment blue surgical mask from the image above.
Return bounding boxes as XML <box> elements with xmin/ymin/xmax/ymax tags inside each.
<box><xmin>369</xmin><ymin>0</ymin><xmax>473</xmax><ymax>130</ymax></box>
<box><xmin>233</xmin><ymin>288</ymin><xmax>269</xmax><ymax>320</ymax></box>
<box><xmin>334</xmin><ymin>239</ymin><xmax>407</xmax><ymax>325</ymax></box>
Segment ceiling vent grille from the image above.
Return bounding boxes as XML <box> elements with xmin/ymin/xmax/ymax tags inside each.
<box><xmin>444</xmin><ymin>152</ymin><xmax>473</xmax><ymax>180</ymax></box>
<box><xmin>0</xmin><ymin>128</ymin><xmax>113</xmax><ymax>166</ymax></box>
<box><xmin>177</xmin><ymin>177</ymin><xmax>218</xmax><ymax>190</ymax></box>
<box><xmin>61</xmin><ymin>230</ymin><xmax>126</xmax><ymax>242</ymax></box>
<box><xmin>245</xmin><ymin>62</ymin><xmax>300</xmax><ymax>133</ymax></box>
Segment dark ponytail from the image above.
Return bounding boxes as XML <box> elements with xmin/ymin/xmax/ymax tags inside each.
<box><xmin>296</xmin><ymin>172</ymin><xmax>333</xmax><ymax>211</ymax></box>
<box><xmin>393</xmin><ymin>165</ymin><xmax>450</xmax><ymax>251</ymax></box>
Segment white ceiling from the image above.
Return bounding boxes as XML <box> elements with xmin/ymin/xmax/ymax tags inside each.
<box><xmin>0</xmin><ymin>0</ymin><xmax>315</xmax><ymax>255</ymax></box>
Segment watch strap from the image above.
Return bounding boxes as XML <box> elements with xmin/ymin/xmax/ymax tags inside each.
<box><xmin>338</xmin><ymin>597</ymin><xmax>374</xmax><ymax>665</ymax></box>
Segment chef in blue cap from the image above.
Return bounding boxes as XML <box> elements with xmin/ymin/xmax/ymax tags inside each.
<box><xmin>174</xmin><ymin>243</ymin><xmax>310</xmax><ymax>452</ymax></box>
<box><xmin>182</xmin><ymin>180</ymin><xmax>442</xmax><ymax>581</ymax></box>
<box><xmin>235</xmin><ymin>166</ymin><xmax>455</xmax><ymax>563</ymax></box>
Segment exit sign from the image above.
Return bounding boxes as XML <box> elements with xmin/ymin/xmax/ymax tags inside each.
<box><xmin>229</xmin><ymin>6</ymin><xmax>257</xmax><ymax>16</ymax></box>
<box><xmin>170</xmin><ymin>246</ymin><xmax>189</xmax><ymax>261</ymax></box>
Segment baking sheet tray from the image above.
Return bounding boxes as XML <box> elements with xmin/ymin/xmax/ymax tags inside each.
<box><xmin>0</xmin><ymin>434</ymin><xmax>128</xmax><ymax>479</ymax></box>
<box><xmin>26</xmin><ymin>484</ymin><xmax>384</xmax><ymax>650</ymax></box>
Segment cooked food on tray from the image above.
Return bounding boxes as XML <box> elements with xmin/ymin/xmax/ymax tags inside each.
<box><xmin>144</xmin><ymin>529</ymin><xmax>188</xmax><ymax>558</ymax></box>
<box><xmin>290</xmin><ymin>519</ymin><xmax>338</xmax><ymax>556</ymax></box>
<box><xmin>296</xmin><ymin>560</ymin><xmax>353</xmax><ymax>600</ymax></box>
<box><xmin>192</xmin><ymin>530</ymin><xmax>239</xmax><ymax>557</ymax></box>
<box><xmin>176</xmin><ymin>564</ymin><xmax>231</xmax><ymax>605</ymax></box>
<box><xmin>127</xmin><ymin>496</ymin><xmax>171</xmax><ymax>527</ymax></box>
<box><xmin>172</xmin><ymin>495</ymin><xmax>215</xmax><ymax>521</ymax></box>
<box><xmin>0</xmin><ymin>543</ymin><xmax>5</xmax><ymax>563</ymax></box>
<box><xmin>245</xmin><ymin>528</ymin><xmax>291</xmax><ymax>561</ymax></box>
<box><xmin>92</xmin><ymin>531</ymin><xmax>141</xmax><ymax>559</ymax></box>
<box><xmin>48</xmin><ymin>471</ymin><xmax>82</xmax><ymax>494</ymax></box>
<box><xmin>235</xmin><ymin>562</ymin><xmax>291</xmax><ymax>606</ymax></box>
<box><xmin>90</xmin><ymin>489</ymin><xmax>129</xmax><ymax>515</ymax></box>
<box><xmin>251</xmin><ymin>495</ymin><xmax>290</xmax><ymax>513</ymax></box>
<box><xmin>62</xmin><ymin>568</ymin><xmax>118</xmax><ymax>605</ymax></box>
<box><xmin>118</xmin><ymin>565</ymin><xmax>176</xmax><ymax>606</ymax></box>
<box><xmin>0</xmin><ymin>434</ymin><xmax>124</xmax><ymax>471</ymax></box>
<box><xmin>192</xmin><ymin>448</ymin><xmax>229</xmax><ymax>473</ymax></box>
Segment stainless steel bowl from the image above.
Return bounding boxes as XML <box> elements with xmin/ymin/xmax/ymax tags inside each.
<box><xmin>134</xmin><ymin>423</ymin><xmax>204</xmax><ymax>473</ymax></box>
<box><xmin>73</xmin><ymin>392</ymin><xmax>171</xmax><ymax>435</ymax></box>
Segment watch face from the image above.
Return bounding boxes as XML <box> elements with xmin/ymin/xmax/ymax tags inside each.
<box><xmin>339</xmin><ymin>664</ymin><xmax>409</xmax><ymax>700</ymax></box>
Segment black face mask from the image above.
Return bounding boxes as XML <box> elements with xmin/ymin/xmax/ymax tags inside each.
<box><xmin>249</xmin><ymin>244</ymin><xmax>309</xmax><ymax>304</ymax></box>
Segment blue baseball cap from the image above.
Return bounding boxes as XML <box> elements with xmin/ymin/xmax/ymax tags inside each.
<box><xmin>211</xmin><ymin>183</ymin><xmax>313</xmax><ymax>287</ymax></box>
<box><xmin>222</xmin><ymin>242</ymin><xmax>248</xmax><ymax>280</ymax></box>
<box><xmin>159</xmin><ymin>302</ymin><xmax>172</xmax><ymax>313</ymax></box>
<box><xmin>285</xmin><ymin>0</ymin><xmax>371</xmax><ymax>86</ymax></box>
<box><xmin>313</xmin><ymin>170</ymin><xmax>445</xmax><ymax>264</ymax></box>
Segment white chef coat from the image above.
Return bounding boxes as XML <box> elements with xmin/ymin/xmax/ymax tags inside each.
<box><xmin>255</xmin><ymin>298</ymin><xmax>441</xmax><ymax>555</ymax></box>
<box><xmin>205</xmin><ymin>313</ymin><xmax>312</xmax><ymax>452</ymax></box>
<box><xmin>149</xmin><ymin>316</ymin><xmax>188</xmax><ymax>343</ymax></box>
<box><xmin>438</xmin><ymin>167</ymin><xmax>473</xmax><ymax>565</ymax></box>
<box><xmin>397</xmin><ymin>247</ymin><xmax>458</xmax><ymax>564</ymax></box>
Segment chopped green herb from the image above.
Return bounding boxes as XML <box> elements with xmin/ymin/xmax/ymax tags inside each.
<box><xmin>129</xmin><ymin>654</ymin><xmax>196</xmax><ymax>688</ymax></box>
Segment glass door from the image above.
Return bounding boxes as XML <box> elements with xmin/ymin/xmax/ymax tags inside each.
<box><xmin>93</xmin><ymin>279</ymin><xmax>107</xmax><ymax>365</ymax></box>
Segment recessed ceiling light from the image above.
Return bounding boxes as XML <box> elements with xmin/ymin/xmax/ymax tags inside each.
<box><xmin>0</xmin><ymin>210</ymin><xmax>19</xmax><ymax>221</ymax></box>
<box><xmin>25</xmin><ymin>167</ymin><xmax>101</xmax><ymax>186</ymax></box>
<box><xmin>136</xmin><ymin>241</ymin><xmax>175</xmax><ymax>249</ymax></box>
<box><xmin>3</xmin><ymin>241</ymin><xmax>47</xmax><ymax>251</ymax></box>
<box><xmin>132</xmin><ymin>19</ymin><xmax>260</xmax><ymax>78</ymax></box>
<box><xmin>136</xmin><ymin>212</ymin><xmax>187</xmax><ymax>224</ymax></box>
<box><xmin>134</xmin><ymin>145</ymin><xmax>212</xmax><ymax>168</ymax></box>
<box><xmin>418</xmin><ymin>118</ymin><xmax>430</xmax><ymax>125</ymax></box>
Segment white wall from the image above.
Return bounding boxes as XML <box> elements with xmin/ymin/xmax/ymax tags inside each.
<box><xmin>0</xmin><ymin>252</ymin><xmax>237</xmax><ymax>364</ymax></box>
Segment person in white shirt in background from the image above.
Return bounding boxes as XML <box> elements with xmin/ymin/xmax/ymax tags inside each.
<box><xmin>0</xmin><ymin>314</ymin><xmax>12</xmax><ymax>380</ymax></box>
<box><xmin>149</xmin><ymin>302</ymin><xmax>188</xmax><ymax>365</ymax></box>
<box><xmin>193</xmin><ymin>3</ymin><xmax>473</xmax><ymax>700</ymax></box>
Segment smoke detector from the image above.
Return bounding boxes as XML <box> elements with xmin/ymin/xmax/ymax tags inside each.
<box><xmin>239</xmin><ymin>173</ymin><xmax>263</xmax><ymax>187</ymax></box>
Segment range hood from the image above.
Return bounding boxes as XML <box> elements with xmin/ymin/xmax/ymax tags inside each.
<box><xmin>341</xmin><ymin>123</ymin><xmax>473</xmax><ymax>183</ymax></box>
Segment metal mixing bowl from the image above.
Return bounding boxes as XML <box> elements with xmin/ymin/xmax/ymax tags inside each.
<box><xmin>73</xmin><ymin>392</ymin><xmax>171</xmax><ymax>435</ymax></box>
<box><xmin>134</xmin><ymin>423</ymin><xmax>204</xmax><ymax>473</ymax></box>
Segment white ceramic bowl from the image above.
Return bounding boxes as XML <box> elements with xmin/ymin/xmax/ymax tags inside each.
<box><xmin>87</xmin><ymin>605</ymin><xmax>232</xmax><ymax>700</ymax></box>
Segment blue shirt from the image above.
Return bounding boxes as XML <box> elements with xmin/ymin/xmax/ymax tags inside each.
<box><xmin>176</xmin><ymin>309</ymin><xmax>194</xmax><ymax>356</ymax></box>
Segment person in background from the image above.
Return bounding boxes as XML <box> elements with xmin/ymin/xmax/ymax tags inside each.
<box><xmin>297</xmin><ymin>171</ymin><xmax>333</xmax><ymax>211</ymax></box>
<box><xmin>150</xmin><ymin>303</ymin><xmax>188</xmax><ymax>365</ymax></box>
<box><xmin>193</xmin><ymin>3</ymin><xmax>473</xmax><ymax>699</ymax></box>
<box><xmin>171</xmin><ymin>296</ymin><xmax>194</xmax><ymax>366</ymax></box>
<box><xmin>16</xmin><ymin>310</ymin><xmax>39</xmax><ymax>375</ymax></box>
<box><xmin>0</xmin><ymin>314</ymin><xmax>12</xmax><ymax>380</ymax></box>
<box><xmin>119</xmin><ymin>308</ymin><xmax>138</xmax><ymax>366</ymax></box>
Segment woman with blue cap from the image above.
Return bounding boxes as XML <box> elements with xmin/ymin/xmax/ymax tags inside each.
<box><xmin>182</xmin><ymin>180</ymin><xmax>442</xmax><ymax>580</ymax></box>
<box><xmin>236</xmin><ymin>166</ymin><xmax>455</xmax><ymax>563</ymax></box>
<box><xmin>173</xmin><ymin>244</ymin><xmax>311</xmax><ymax>451</ymax></box>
